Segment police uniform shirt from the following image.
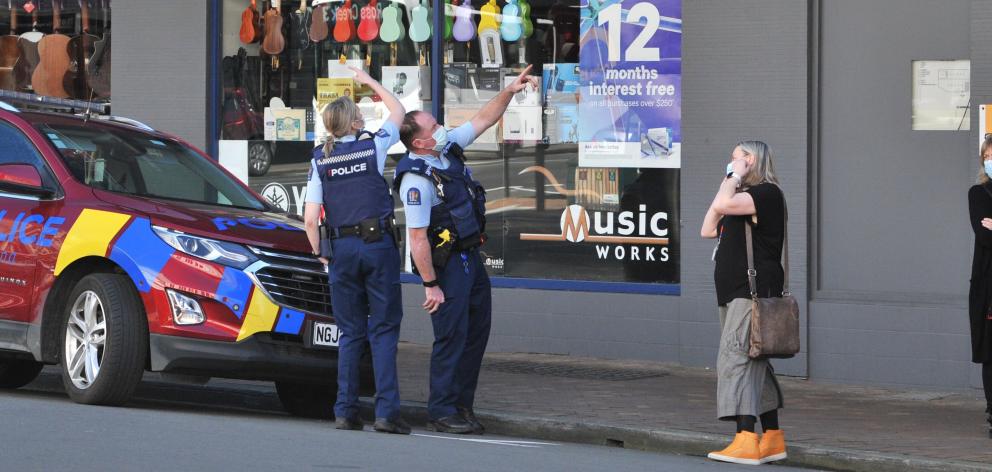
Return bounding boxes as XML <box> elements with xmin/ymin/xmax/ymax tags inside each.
<box><xmin>398</xmin><ymin>123</ymin><xmax>477</xmax><ymax>229</ymax></box>
<box><xmin>304</xmin><ymin>121</ymin><xmax>401</xmax><ymax>205</ymax></box>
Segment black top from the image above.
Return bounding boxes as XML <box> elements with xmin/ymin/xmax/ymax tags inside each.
<box><xmin>714</xmin><ymin>182</ymin><xmax>786</xmax><ymax>306</ymax></box>
<box><xmin>967</xmin><ymin>183</ymin><xmax>992</xmax><ymax>363</ymax></box>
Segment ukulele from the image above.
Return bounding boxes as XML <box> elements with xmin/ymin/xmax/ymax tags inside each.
<box><xmin>477</xmin><ymin>0</ymin><xmax>500</xmax><ymax>35</ymax></box>
<box><xmin>33</xmin><ymin>0</ymin><xmax>72</xmax><ymax>98</ymax></box>
<box><xmin>518</xmin><ymin>0</ymin><xmax>532</xmax><ymax>38</ymax></box>
<box><xmin>332</xmin><ymin>0</ymin><xmax>358</xmax><ymax>43</ymax></box>
<box><xmin>240</xmin><ymin>0</ymin><xmax>262</xmax><ymax>44</ymax></box>
<box><xmin>499</xmin><ymin>0</ymin><xmax>521</xmax><ymax>42</ymax></box>
<box><xmin>13</xmin><ymin>3</ymin><xmax>42</xmax><ymax>92</ymax></box>
<box><xmin>309</xmin><ymin>1</ymin><xmax>329</xmax><ymax>42</ymax></box>
<box><xmin>408</xmin><ymin>0</ymin><xmax>430</xmax><ymax>43</ymax></box>
<box><xmin>261</xmin><ymin>2</ymin><xmax>285</xmax><ymax>56</ymax></box>
<box><xmin>86</xmin><ymin>0</ymin><xmax>109</xmax><ymax>98</ymax></box>
<box><xmin>63</xmin><ymin>0</ymin><xmax>97</xmax><ymax>99</ymax></box>
<box><xmin>357</xmin><ymin>0</ymin><xmax>381</xmax><ymax>43</ymax></box>
<box><xmin>0</xmin><ymin>1</ymin><xmax>20</xmax><ymax>91</ymax></box>
<box><xmin>378</xmin><ymin>0</ymin><xmax>403</xmax><ymax>43</ymax></box>
<box><xmin>443</xmin><ymin>0</ymin><xmax>453</xmax><ymax>40</ymax></box>
<box><xmin>452</xmin><ymin>0</ymin><xmax>475</xmax><ymax>42</ymax></box>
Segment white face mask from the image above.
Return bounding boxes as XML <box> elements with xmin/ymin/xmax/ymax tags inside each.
<box><xmin>429</xmin><ymin>126</ymin><xmax>448</xmax><ymax>152</ymax></box>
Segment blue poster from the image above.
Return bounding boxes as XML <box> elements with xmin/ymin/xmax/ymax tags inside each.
<box><xmin>578</xmin><ymin>0</ymin><xmax>682</xmax><ymax>168</ymax></box>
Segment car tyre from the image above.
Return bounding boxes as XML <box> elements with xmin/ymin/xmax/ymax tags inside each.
<box><xmin>248</xmin><ymin>141</ymin><xmax>273</xmax><ymax>177</ymax></box>
<box><xmin>276</xmin><ymin>381</ymin><xmax>337</xmax><ymax>419</ymax></box>
<box><xmin>0</xmin><ymin>359</ymin><xmax>44</xmax><ymax>389</ymax></box>
<box><xmin>60</xmin><ymin>273</ymin><xmax>148</xmax><ymax>406</ymax></box>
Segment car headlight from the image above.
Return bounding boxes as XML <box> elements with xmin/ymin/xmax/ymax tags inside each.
<box><xmin>152</xmin><ymin>226</ymin><xmax>258</xmax><ymax>269</ymax></box>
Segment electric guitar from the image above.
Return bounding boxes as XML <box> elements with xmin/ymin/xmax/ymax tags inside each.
<box><xmin>477</xmin><ymin>0</ymin><xmax>500</xmax><ymax>35</ymax></box>
<box><xmin>291</xmin><ymin>2</ymin><xmax>311</xmax><ymax>69</ymax></box>
<box><xmin>499</xmin><ymin>0</ymin><xmax>521</xmax><ymax>42</ymax></box>
<box><xmin>333</xmin><ymin>0</ymin><xmax>358</xmax><ymax>43</ymax></box>
<box><xmin>518</xmin><ymin>0</ymin><xmax>533</xmax><ymax>38</ymax></box>
<box><xmin>379</xmin><ymin>0</ymin><xmax>405</xmax><ymax>43</ymax></box>
<box><xmin>452</xmin><ymin>0</ymin><xmax>475</xmax><ymax>42</ymax></box>
<box><xmin>408</xmin><ymin>0</ymin><xmax>431</xmax><ymax>43</ymax></box>
<box><xmin>357</xmin><ymin>0</ymin><xmax>381</xmax><ymax>42</ymax></box>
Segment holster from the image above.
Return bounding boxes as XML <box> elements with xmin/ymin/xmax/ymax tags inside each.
<box><xmin>318</xmin><ymin>223</ymin><xmax>333</xmax><ymax>260</ymax></box>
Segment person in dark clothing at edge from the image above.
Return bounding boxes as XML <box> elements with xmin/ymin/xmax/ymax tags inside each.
<box><xmin>394</xmin><ymin>65</ymin><xmax>539</xmax><ymax>434</ymax></box>
<box><xmin>303</xmin><ymin>66</ymin><xmax>410</xmax><ymax>435</ymax></box>
<box><xmin>701</xmin><ymin>140</ymin><xmax>788</xmax><ymax>465</ymax></box>
<box><xmin>967</xmin><ymin>134</ymin><xmax>992</xmax><ymax>438</ymax></box>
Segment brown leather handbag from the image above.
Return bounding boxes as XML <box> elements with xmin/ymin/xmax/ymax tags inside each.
<box><xmin>745</xmin><ymin>193</ymin><xmax>800</xmax><ymax>359</ymax></box>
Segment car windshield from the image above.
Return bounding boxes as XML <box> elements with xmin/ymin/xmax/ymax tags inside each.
<box><xmin>36</xmin><ymin>122</ymin><xmax>266</xmax><ymax>211</ymax></box>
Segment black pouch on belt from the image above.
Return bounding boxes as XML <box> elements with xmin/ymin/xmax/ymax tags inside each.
<box><xmin>319</xmin><ymin>223</ymin><xmax>334</xmax><ymax>259</ymax></box>
<box><xmin>359</xmin><ymin>217</ymin><xmax>384</xmax><ymax>243</ymax></box>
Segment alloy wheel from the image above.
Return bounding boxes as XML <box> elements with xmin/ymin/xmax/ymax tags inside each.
<box><xmin>64</xmin><ymin>290</ymin><xmax>107</xmax><ymax>390</ymax></box>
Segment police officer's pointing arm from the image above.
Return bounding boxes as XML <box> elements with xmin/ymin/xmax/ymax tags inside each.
<box><xmin>468</xmin><ymin>64</ymin><xmax>538</xmax><ymax>141</ymax></box>
<box><xmin>348</xmin><ymin>66</ymin><xmax>406</xmax><ymax>128</ymax></box>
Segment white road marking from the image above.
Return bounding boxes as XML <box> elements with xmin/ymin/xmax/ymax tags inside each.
<box><xmin>412</xmin><ymin>433</ymin><xmax>561</xmax><ymax>448</ymax></box>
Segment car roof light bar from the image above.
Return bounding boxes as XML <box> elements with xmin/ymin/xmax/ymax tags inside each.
<box><xmin>0</xmin><ymin>90</ymin><xmax>109</xmax><ymax>114</ymax></box>
<box><xmin>91</xmin><ymin>115</ymin><xmax>156</xmax><ymax>132</ymax></box>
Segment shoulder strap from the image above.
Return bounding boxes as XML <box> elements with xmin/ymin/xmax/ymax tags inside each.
<box><xmin>745</xmin><ymin>185</ymin><xmax>789</xmax><ymax>299</ymax></box>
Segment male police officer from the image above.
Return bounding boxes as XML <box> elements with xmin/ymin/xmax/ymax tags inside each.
<box><xmin>395</xmin><ymin>65</ymin><xmax>538</xmax><ymax>434</ymax></box>
<box><xmin>303</xmin><ymin>67</ymin><xmax>410</xmax><ymax>434</ymax></box>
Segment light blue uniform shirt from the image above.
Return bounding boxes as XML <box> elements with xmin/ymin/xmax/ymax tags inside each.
<box><xmin>398</xmin><ymin>122</ymin><xmax>477</xmax><ymax>229</ymax></box>
<box><xmin>304</xmin><ymin>121</ymin><xmax>400</xmax><ymax>204</ymax></box>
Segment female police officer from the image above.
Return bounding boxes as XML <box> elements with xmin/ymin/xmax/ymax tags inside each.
<box><xmin>303</xmin><ymin>67</ymin><xmax>409</xmax><ymax>434</ymax></box>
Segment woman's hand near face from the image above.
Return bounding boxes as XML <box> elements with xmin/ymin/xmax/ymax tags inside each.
<box><xmin>982</xmin><ymin>218</ymin><xmax>992</xmax><ymax>230</ymax></box>
<box><xmin>731</xmin><ymin>158</ymin><xmax>749</xmax><ymax>177</ymax></box>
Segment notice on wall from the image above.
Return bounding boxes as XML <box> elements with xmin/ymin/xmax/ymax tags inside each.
<box><xmin>579</xmin><ymin>0</ymin><xmax>682</xmax><ymax>168</ymax></box>
<box><xmin>912</xmin><ymin>60</ymin><xmax>970</xmax><ymax>131</ymax></box>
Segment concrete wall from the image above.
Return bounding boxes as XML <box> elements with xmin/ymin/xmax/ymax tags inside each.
<box><xmin>114</xmin><ymin>1</ymin><xmax>210</xmax><ymax>151</ymax></box>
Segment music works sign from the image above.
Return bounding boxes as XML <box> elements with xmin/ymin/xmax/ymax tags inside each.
<box><xmin>520</xmin><ymin>204</ymin><xmax>671</xmax><ymax>263</ymax></box>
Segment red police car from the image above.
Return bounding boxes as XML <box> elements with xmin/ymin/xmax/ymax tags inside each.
<box><xmin>0</xmin><ymin>100</ymin><xmax>368</xmax><ymax>417</ymax></box>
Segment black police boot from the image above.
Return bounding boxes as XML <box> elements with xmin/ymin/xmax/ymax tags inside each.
<box><xmin>457</xmin><ymin>406</ymin><xmax>485</xmax><ymax>435</ymax></box>
<box><xmin>335</xmin><ymin>416</ymin><xmax>364</xmax><ymax>431</ymax></box>
<box><xmin>427</xmin><ymin>415</ymin><xmax>475</xmax><ymax>434</ymax></box>
<box><xmin>374</xmin><ymin>417</ymin><xmax>412</xmax><ymax>435</ymax></box>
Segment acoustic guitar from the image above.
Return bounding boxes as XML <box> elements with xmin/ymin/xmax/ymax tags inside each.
<box><xmin>63</xmin><ymin>0</ymin><xmax>98</xmax><ymax>99</ymax></box>
<box><xmin>333</xmin><ymin>0</ymin><xmax>358</xmax><ymax>43</ymax></box>
<box><xmin>86</xmin><ymin>0</ymin><xmax>109</xmax><ymax>98</ymax></box>
<box><xmin>0</xmin><ymin>1</ymin><xmax>20</xmax><ymax>91</ymax></box>
<box><xmin>518</xmin><ymin>0</ymin><xmax>532</xmax><ymax>38</ymax></box>
<box><xmin>452</xmin><ymin>0</ymin><xmax>475</xmax><ymax>42</ymax></box>
<box><xmin>408</xmin><ymin>0</ymin><xmax>430</xmax><ymax>43</ymax></box>
<box><xmin>261</xmin><ymin>2</ymin><xmax>285</xmax><ymax>56</ymax></box>
<box><xmin>357</xmin><ymin>0</ymin><xmax>381</xmax><ymax>43</ymax></box>
<box><xmin>33</xmin><ymin>0</ymin><xmax>72</xmax><ymax>98</ymax></box>
<box><xmin>239</xmin><ymin>0</ymin><xmax>262</xmax><ymax>44</ymax></box>
<box><xmin>499</xmin><ymin>0</ymin><xmax>521</xmax><ymax>42</ymax></box>
<box><xmin>477</xmin><ymin>0</ymin><xmax>500</xmax><ymax>35</ymax></box>
<box><xmin>308</xmin><ymin>2</ymin><xmax>327</xmax><ymax>42</ymax></box>
<box><xmin>13</xmin><ymin>4</ymin><xmax>42</xmax><ymax>92</ymax></box>
<box><xmin>378</xmin><ymin>0</ymin><xmax>404</xmax><ymax>43</ymax></box>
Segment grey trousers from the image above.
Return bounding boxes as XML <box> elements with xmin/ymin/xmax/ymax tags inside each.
<box><xmin>717</xmin><ymin>298</ymin><xmax>784</xmax><ymax>420</ymax></box>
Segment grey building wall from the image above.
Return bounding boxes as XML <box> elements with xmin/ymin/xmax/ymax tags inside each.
<box><xmin>114</xmin><ymin>1</ymin><xmax>209</xmax><ymax>151</ymax></box>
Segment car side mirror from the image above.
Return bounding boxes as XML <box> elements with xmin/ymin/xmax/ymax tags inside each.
<box><xmin>0</xmin><ymin>164</ymin><xmax>53</xmax><ymax>198</ymax></box>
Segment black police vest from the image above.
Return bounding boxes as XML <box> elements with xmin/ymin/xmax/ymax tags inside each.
<box><xmin>393</xmin><ymin>143</ymin><xmax>487</xmax><ymax>248</ymax></box>
<box><xmin>313</xmin><ymin>131</ymin><xmax>394</xmax><ymax>228</ymax></box>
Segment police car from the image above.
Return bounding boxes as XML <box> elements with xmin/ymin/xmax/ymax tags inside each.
<box><xmin>0</xmin><ymin>95</ymin><xmax>370</xmax><ymax>418</ymax></box>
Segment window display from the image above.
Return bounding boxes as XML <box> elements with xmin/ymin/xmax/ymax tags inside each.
<box><xmin>0</xmin><ymin>0</ymin><xmax>112</xmax><ymax>102</ymax></box>
<box><xmin>217</xmin><ymin>0</ymin><xmax>680</xmax><ymax>290</ymax></box>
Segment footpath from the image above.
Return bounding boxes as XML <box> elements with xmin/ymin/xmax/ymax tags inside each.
<box><xmin>23</xmin><ymin>342</ymin><xmax>992</xmax><ymax>472</ymax></box>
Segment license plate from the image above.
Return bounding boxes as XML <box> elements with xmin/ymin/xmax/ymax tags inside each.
<box><xmin>311</xmin><ymin>322</ymin><xmax>341</xmax><ymax>347</ymax></box>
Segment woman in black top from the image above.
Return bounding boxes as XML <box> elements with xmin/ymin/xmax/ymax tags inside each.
<box><xmin>701</xmin><ymin>140</ymin><xmax>787</xmax><ymax>465</ymax></box>
<box><xmin>967</xmin><ymin>134</ymin><xmax>992</xmax><ymax>437</ymax></box>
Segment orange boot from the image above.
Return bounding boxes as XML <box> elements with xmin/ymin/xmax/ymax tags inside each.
<box><xmin>758</xmin><ymin>429</ymin><xmax>787</xmax><ymax>464</ymax></box>
<box><xmin>707</xmin><ymin>431</ymin><xmax>761</xmax><ymax>465</ymax></box>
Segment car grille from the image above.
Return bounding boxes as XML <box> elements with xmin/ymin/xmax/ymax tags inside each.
<box><xmin>249</xmin><ymin>247</ymin><xmax>332</xmax><ymax>317</ymax></box>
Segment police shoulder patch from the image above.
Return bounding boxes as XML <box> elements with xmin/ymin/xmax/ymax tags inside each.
<box><xmin>376</xmin><ymin>128</ymin><xmax>390</xmax><ymax>138</ymax></box>
<box><xmin>406</xmin><ymin>188</ymin><xmax>421</xmax><ymax>205</ymax></box>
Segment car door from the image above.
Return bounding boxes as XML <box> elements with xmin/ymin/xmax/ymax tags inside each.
<box><xmin>0</xmin><ymin>119</ymin><xmax>62</xmax><ymax>324</ymax></box>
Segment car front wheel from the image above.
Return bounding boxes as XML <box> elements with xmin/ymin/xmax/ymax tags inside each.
<box><xmin>60</xmin><ymin>273</ymin><xmax>147</xmax><ymax>406</ymax></box>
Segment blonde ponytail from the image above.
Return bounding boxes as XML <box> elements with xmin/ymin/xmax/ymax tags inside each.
<box><xmin>321</xmin><ymin>97</ymin><xmax>362</xmax><ymax>158</ymax></box>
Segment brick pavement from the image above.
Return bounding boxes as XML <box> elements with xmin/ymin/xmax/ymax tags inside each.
<box><xmin>394</xmin><ymin>342</ymin><xmax>992</xmax><ymax>468</ymax></box>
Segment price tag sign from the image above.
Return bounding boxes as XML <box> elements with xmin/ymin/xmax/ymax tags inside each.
<box><xmin>22</xmin><ymin>1</ymin><xmax>35</xmax><ymax>13</ymax></box>
<box><xmin>578</xmin><ymin>0</ymin><xmax>682</xmax><ymax>169</ymax></box>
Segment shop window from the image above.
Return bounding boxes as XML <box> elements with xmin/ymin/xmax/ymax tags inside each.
<box><xmin>0</xmin><ymin>0</ymin><xmax>112</xmax><ymax>102</ymax></box>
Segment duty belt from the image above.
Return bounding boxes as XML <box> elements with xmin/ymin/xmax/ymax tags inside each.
<box><xmin>329</xmin><ymin>219</ymin><xmax>395</xmax><ymax>240</ymax></box>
